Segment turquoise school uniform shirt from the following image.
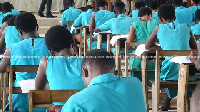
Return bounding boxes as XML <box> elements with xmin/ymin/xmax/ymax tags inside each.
<box><xmin>61</xmin><ymin>73</ymin><xmax>146</xmax><ymax>112</ymax></box>
<box><xmin>4</xmin><ymin>12</ymin><xmax>13</xmax><ymax>17</ymax></box>
<box><xmin>0</xmin><ymin>12</ymin><xmax>4</xmax><ymax>28</ymax></box>
<box><xmin>189</xmin><ymin>6</ymin><xmax>200</xmax><ymax>23</ymax></box>
<box><xmin>132</xmin><ymin>10</ymin><xmax>139</xmax><ymax>20</ymax></box>
<box><xmin>5</xmin><ymin>26</ymin><xmax>22</xmax><ymax>48</ymax></box>
<box><xmin>152</xmin><ymin>12</ymin><xmax>159</xmax><ymax>21</ymax></box>
<box><xmin>175</xmin><ymin>6</ymin><xmax>193</xmax><ymax>26</ymax></box>
<box><xmin>10</xmin><ymin>38</ymin><xmax>51</xmax><ymax>112</ymax></box>
<box><xmin>157</xmin><ymin>22</ymin><xmax>197</xmax><ymax>98</ymax></box>
<box><xmin>191</xmin><ymin>23</ymin><xmax>200</xmax><ymax>44</ymax></box>
<box><xmin>74</xmin><ymin>9</ymin><xmax>93</xmax><ymax>27</ymax></box>
<box><xmin>12</xmin><ymin>9</ymin><xmax>20</xmax><ymax>15</ymax></box>
<box><xmin>61</xmin><ymin>7</ymin><xmax>82</xmax><ymax>31</ymax></box>
<box><xmin>46</xmin><ymin>57</ymin><xmax>85</xmax><ymax>106</ymax></box>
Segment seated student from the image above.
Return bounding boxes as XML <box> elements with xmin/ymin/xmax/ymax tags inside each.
<box><xmin>145</xmin><ymin>4</ymin><xmax>197</xmax><ymax>111</ymax></box>
<box><xmin>0</xmin><ymin>3</ymin><xmax>4</xmax><ymax>28</ymax></box>
<box><xmin>149</xmin><ymin>1</ymin><xmax>159</xmax><ymax>21</ymax></box>
<box><xmin>189</xmin><ymin>0</ymin><xmax>200</xmax><ymax>23</ymax></box>
<box><xmin>190</xmin><ymin>82</ymin><xmax>200</xmax><ymax>112</ymax></box>
<box><xmin>191</xmin><ymin>9</ymin><xmax>200</xmax><ymax>44</ymax></box>
<box><xmin>0</xmin><ymin>12</ymin><xmax>51</xmax><ymax>112</ymax></box>
<box><xmin>111</xmin><ymin>0</ymin><xmax>121</xmax><ymax>12</ymax></box>
<box><xmin>128</xmin><ymin>2</ymin><xmax>145</xmax><ymax>20</ymax></box>
<box><xmin>35</xmin><ymin>25</ymin><xmax>84</xmax><ymax>109</ymax></box>
<box><xmin>61</xmin><ymin>0</ymin><xmax>82</xmax><ymax>31</ymax></box>
<box><xmin>126</xmin><ymin>7</ymin><xmax>159</xmax><ymax>86</ymax></box>
<box><xmin>11</xmin><ymin>4</ymin><xmax>20</xmax><ymax>16</ymax></box>
<box><xmin>88</xmin><ymin>0</ymin><xmax>115</xmax><ymax>49</ymax></box>
<box><xmin>1</xmin><ymin>2</ymin><xmax>13</xmax><ymax>17</ymax></box>
<box><xmin>47</xmin><ymin>49</ymin><xmax>146</xmax><ymax>112</ymax></box>
<box><xmin>172</xmin><ymin>0</ymin><xmax>193</xmax><ymax>26</ymax></box>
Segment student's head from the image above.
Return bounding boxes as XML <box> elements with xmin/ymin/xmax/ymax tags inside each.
<box><xmin>172</xmin><ymin>0</ymin><xmax>183</xmax><ymax>7</ymax></box>
<box><xmin>114</xmin><ymin>0</ymin><xmax>122</xmax><ymax>3</ymax></box>
<box><xmin>45</xmin><ymin>25</ymin><xmax>72</xmax><ymax>55</ymax></box>
<box><xmin>66</xmin><ymin>0</ymin><xmax>75</xmax><ymax>7</ymax></box>
<box><xmin>114</xmin><ymin>1</ymin><xmax>125</xmax><ymax>14</ymax></box>
<box><xmin>138</xmin><ymin>7</ymin><xmax>152</xmax><ymax>21</ymax></box>
<box><xmin>1</xmin><ymin>2</ymin><xmax>12</xmax><ymax>13</ymax></box>
<box><xmin>191</xmin><ymin>0</ymin><xmax>200</xmax><ymax>5</ymax></box>
<box><xmin>195</xmin><ymin>9</ymin><xmax>200</xmax><ymax>22</ymax></box>
<box><xmin>158</xmin><ymin>4</ymin><xmax>175</xmax><ymax>23</ymax></box>
<box><xmin>2</xmin><ymin>15</ymin><xmax>13</xmax><ymax>24</ymax></box>
<box><xmin>14</xmin><ymin>12</ymin><xmax>37</xmax><ymax>38</ymax></box>
<box><xmin>149</xmin><ymin>1</ymin><xmax>158</xmax><ymax>11</ymax></box>
<box><xmin>81</xmin><ymin>49</ymin><xmax>115</xmax><ymax>87</ymax></box>
<box><xmin>7</xmin><ymin>15</ymin><xmax>16</xmax><ymax>26</ymax></box>
<box><xmin>85</xmin><ymin>5</ymin><xmax>93</xmax><ymax>11</ymax></box>
<box><xmin>135</xmin><ymin>2</ymin><xmax>145</xmax><ymax>10</ymax></box>
<box><xmin>97</xmin><ymin>0</ymin><xmax>107</xmax><ymax>10</ymax></box>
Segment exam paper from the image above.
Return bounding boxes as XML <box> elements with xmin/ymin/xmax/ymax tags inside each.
<box><xmin>110</xmin><ymin>35</ymin><xmax>128</xmax><ymax>46</ymax></box>
<box><xmin>17</xmin><ymin>79</ymin><xmax>35</xmax><ymax>93</ymax></box>
<box><xmin>134</xmin><ymin>44</ymin><xmax>160</xmax><ymax>56</ymax></box>
<box><xmin>93</xmin><ymin>30</ymin><xmax>112</xmax><ymax>35</ymax></box>
<box><xmin>169</xmin><ymin>56</ymin><xmax>192</xmax><ymax>64</ymax></box>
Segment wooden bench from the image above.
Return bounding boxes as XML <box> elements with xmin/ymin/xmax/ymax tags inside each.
<box><xmin>29</xmin><ymin>90</ymin><xmax>80</xmax><ymax>112</ymax></box>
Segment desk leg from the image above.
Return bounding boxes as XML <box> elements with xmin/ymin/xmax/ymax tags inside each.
<box><xmin>177</xmin><ymin>64</ymin><xmax>189</xmax><ymax>112</ymax></box>
<box><xmin>141</xmin><ymin>54</ymin><xmax>149</xmax><ymax>111</ymax></box>
<box><xmin>97</xmin><ymin>34</ymin><xmax>102</xmax><ymax>49</ymax></box>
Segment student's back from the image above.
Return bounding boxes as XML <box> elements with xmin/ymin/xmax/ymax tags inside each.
<box><xmin>12</xmin><ymin>9</ymin><xmax>20</xmax><ymax>15</ymax></box>
<box><xmin>74</xmin><ymin>8</ymin><xmax>93</xmax><ymax>26</ymax></box>
<box><xmin>175</xmin><ymin>6</ymin><xmax>193</xmax><ymax>26</ymax></box>
<box><xmin>132</xmin><ymin>10</ymin><xmax>139</xmax><ymax>20</ymax></box>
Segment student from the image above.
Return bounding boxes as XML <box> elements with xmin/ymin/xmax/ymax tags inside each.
<box><xmin>1</xmin><ymin>2</ymin><xmax>13</xmax><ymax>17</ymax></box>
<box><xmin>61</xmin><ymin>0</ymin><xmax>82</xmax><ymax>31</ymax></box>
<box><xmin>126</xmin><ymin>7</ymin><xmax>159</xmax><ymax>86</ymax></box>
<box><xmin>172</xmin><ymin>0</ymin><xmax>193</xmax><ymax>26</ymax></box>
<box><xmin>145</xmin><ymin>4</ymin><xmax>197</xmax><ymax>111</ymax></box>
<box><xmin>47</xmin><ymin>49</ymin><xmax>146</xmax><ymax>112</ymax></box>
<box><xmin>0</xmin><ymin>3</ymin><xmax>4</xmax><ymax>28</ymax></box>
<box><xmin>88</xmin><ymin>0</ymin><xmax>115</xmax><ymax>49</ymax></box>
<box><xmin>190</xmin><ymin>82</ymin><xmax>200</xmax><ymax>112</ymax></box>
<box><xmin>191</xmin><ymin>9</ymin><xmax>200</xmax><ymax>44</ymax></box>
<box><xmin>35</xmin><ymin>25</ymin><xmax>84</xmax><ymax>108</ymax></box>
<box><xmin>149</xmin><ymin>1</ymin><xmax>159</xmax><ymax>20</ymax></box>
<box><xmin>1</xmin><ymin>12</ymin><xmax>51</xmax><ymax>112</ymax></box>
<box><xmin>111</xmin><ymin>0</ymin><xmax>122</xmax><ymax>12</ymax></box>
<box><xmin>11</xmin><ymin>4</ymin><xmax>20</xmax><ymax>16</ymax></box>
<box><xmin>129</xmin><ymin>2</ymin><xmax>145</xmax><ymax>20</ymax></box>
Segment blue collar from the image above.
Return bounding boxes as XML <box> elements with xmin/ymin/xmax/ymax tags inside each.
<box><xmin>88</xmin><ymin>73</ymin><xmax>119</xmax><ymax>87</ymax></box>
<box><xmin>87</xmin><ymin>9</ymin><xmax>93</xmax><ymax>12</ymax></box>
<box><xmin>69</xmin><ymin>7</ymin><xmax>75</xmax><ymax>9</ymax></box>
<box><xmin>176</xmin><ymin>6</ymin><xmax>185</xmax><ymax>10</ymax></box>
<box><xmin>5</xmin><ymin>12</ymin><xmax>12</xmax><ymax>16</ymax></box>
<box><xmin>117</xmin><ymin>14</ymin><xmax>126</xmax><ymax>18</ymax></box>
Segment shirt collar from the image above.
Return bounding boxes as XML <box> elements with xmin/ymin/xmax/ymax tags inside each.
<box><xmin>87</xmin><ymin>9</ymin><xmax>93</xmax><ymax>12</ymax></box>
<box><xmin>5</xmin><ymin>12</ymin><xmax>12</xmax><ymax>16</ymax></box>
<box><xmin>117</xmin><ymin>14</ymin><xmax>125</xmax><ymax>18</ymax></box>
<box><xmin>176</xmin><ymin>6</ymin><xmax>185</xmax><ymax>10</ymax></box>
<box><xmin>88</xmin><ymin>73</ymin><xmax>119</xmax><ymax>87</ymax></box>
<box><xmin>69</xmin><ymin>7</ymin><xmax>75</xmax><ymax>9</ymax></box>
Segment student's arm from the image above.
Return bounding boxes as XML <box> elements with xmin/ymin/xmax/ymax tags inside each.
<box><xmin>126</xmin><ymin>25</ymin><xmax>135</xmax><ymax>43</ymax></box>
<box><xmin>35</xmin><ymin>57</ymin><xmax>48</xmax><ymax>90</ymax></box>
<box><xmin>189</xmin><ymin>27</ymin><xmax>197</xmax><ymax>49</ymax></box>
<box><xmin>0</xmin><ymin>29</ymin><xmax>6</xmax><ymax>52</ymax></box>
<box><xmin>145</xmin><ymin>26</ymin><xmax>162</xmax><ymax>51</ymax></box>
<box><xmin>0</xmin><ymin>22</ymin><xmax>7</xmax><ymax>38</ymax></box>
<box><xmin>46</xmin><ymin>105</ymin><xmax>63</xmax><ymax>112</ymax></box>
<box><xmin>190</xmin><ymin>81</ymin><xmax>200</xmax><ymax>112</ymax></box>
<box><xmin>89</xmin><ymin>13</ymin><xmax>95</xmax><ymax>33</ymax></box>
<box><xmin>74</xmin><ymin>13</ymin><xmax>83</xmax><ymax>27</ymax></box>
<box><xmin>0</xmin><ymin>47</ymin><xmax>11</xmax><ymax>72</ymax></box>
<box><xmin>95</xmin><ymin>20</ymin><xmax>112</xmax><ymax>33</ymax></box>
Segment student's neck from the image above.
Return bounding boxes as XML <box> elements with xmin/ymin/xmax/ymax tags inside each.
<box><xmin>140</xmin><ymin>16</ymin><xmax>152</xmax><ymax>22</ymax></box>
<box><xmin>115</xmin><ymin>12</ymin><xmax>124</xmax><ymax>17</ymax></box>
<box><xmin>99</xmin><ymin>7</ymin><xmax>107</xmax><ymax>10</ymax></box>
<box><xmin>23</xmin><ymin>31</ymin><xmax>39</xmax><ymax>39</ymax></box>
<box><xmin>162</xmin><ymin>20</ymin><xmax>173</xmax><ymax>24</ymax></box>
<box><xmin>55</xmin><ymin>48</ymin><xmax>73</xmax><ymax>57</ymax></box>
<box><xmin>193</xmin><ymin>4</ymin><xmax>199</xmax><ymax>6</ymax></box>
<box><xmin>175</xmin><ymin>5</ymin><xmax>182</xmax><ymax>8</ymax></box>
<box><xmin>152</xmin><ymin>9</ymin><xmax>157</xmax><ymax>12</ymax></box>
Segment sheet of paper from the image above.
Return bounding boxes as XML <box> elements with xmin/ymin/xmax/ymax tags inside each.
<box><xmin>110</xmin><ymin>35</ymin><xmax>128</xmax><ymax>46</ymax></box>
<box><xmin>93</xmin><ymin>30</ymin><xmax>112</xmax><ymax>35</ymax></box>
<box><xmin>70</xmin><ymin>25</ymin><xmax>75</xmax><ymax>33</ymax></box>
<box><xmin>169</xmin><ymin>56</ymin><xmax>192</xmax><ymax>64</ymax></box>
<box><xmin>134</xmin><ymin>44</ymin><xmax>160</xmax><ymax>56</ymax></box>
<box><xmin>17</xmin><ymin>79</ymin><xmax>35</xmax><ymax>93</ymax></box>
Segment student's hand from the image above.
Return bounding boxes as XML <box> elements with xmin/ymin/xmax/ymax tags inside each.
<box><xmin>189</xmin><ymin>51</ymin><xmax>197</xmax><ymax>64</ymax></box>
<box><xmin>46</xmin><ymin>105</ymin><xmax>63</xmax><ymax>112</ymax></box>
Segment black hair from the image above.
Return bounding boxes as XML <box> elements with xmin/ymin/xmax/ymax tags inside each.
<box><xmin>7</xmin><ymin>15</ymin><xmax>16</xmax><ymax>26</ymax></box>
<box><xmin>85</xmin><ymin>5</ymin><xmax>93</xmax><ymax>10</ymax></box>
<box><xmin>10</xmin><ymin>4</ymin><xmax>14</xmax><ymax>9</ymax></box>
<box><xmin>158</xmin><ymin>4</ymin><xmax>175</xmax><ymax>20</ymax></box>
<box><xmin>82</xmin><ymin>49</ymin><xmax>115</xmax><ymax>70</ymax></box>
<box><xmin>195</xmin><ymin>9</ymin><xmax>200</xmax><ymax>21</ymax></box>
<box><xmin>66</xmin><ymin>0</ymin><xmax>74</xmax><ymax>7</ymax></box>
<box><xmin>45</xmin><ymin>25</ymin><xmax>72</xmax><ymax>52</ymax></box>
<box><xmin>97</xmin><ymin>0</ymin><xmax>107</xmax><ymax>7</ymax></box>
<box><xmin>135</xmin><ymin>2</ymin><xmax>145</xmax><ymax>9</ymax></box>
<box><xmin>114</xmin><ymin>1</ymin><xmax>125</xmax><ymax>11</ymax></box>
<box><xmin>172</xmin><ymin>0</ymin><xmax>183</xmax><ymax>6</ymax></box>
<box><xmin>1</xmin><ymin>2</ymin><xmax>12</xmax><ymax>13</ymax></box>
<box><xmin>138</xmin><ymin>7</ymin><xmax>152</xmax><ymax>17</ymax></box>
<box><xmin>14</xmin><ymin>12</ymin><xmax>37</xmax><ymax>33</ymax></box>
<box><xmin>2</xmin><ymin>15</ymin><xmax>13</xmax><ymax>24</ymax></box>
<box><xmin>0</xmin><ymin>3</ymin><xmax>2</xmax><ymax>12</ymax></box>
<box><xmin>192</xmin><ymin>0</ymin><xmax>200</xmax><ymax>4</ymax></box>
<box><xmin>149</xmin><ymin>1</ymin><xmax>158</xmax><ymax>10</ymax></box>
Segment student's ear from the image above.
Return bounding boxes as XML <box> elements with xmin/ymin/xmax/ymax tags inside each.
<box><xmin>18</xmin><ymin>30</ymin><xmax>23</xmax><ymax>36</ymax></box>
<box><xmin>82</xmin><ymin>68</ymin><xmax>88</xmax><ymax>77</ymax></box>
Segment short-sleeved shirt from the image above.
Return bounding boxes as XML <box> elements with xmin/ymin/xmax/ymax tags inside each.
<box><xmin>175</xmin><ymin>6</ymin><xmax>193</xmax><ymax>26</ymax></box>
<box><xmin>152</xmin><ymin>12</ymin><xmax>159</xmax><ymax>21</ymax></box>
<box><xmin>132</xmin><ymin>10</ymin><xmax>139</xmax><ymax>20</ymax></box>
<box><xmin>191</xmin><ymin>22</ymin><xmax>200</xmax><ymax>35</ymax></box>
<box><xmin>61</xmin><ymin>73</ymin><xmax>146</xmax><ymax>112</ymax></box>
<box><xmin>99</xmin><ymin>14</ymin><xmax>135</xmax><ymax>34</ymax></box>
<box><xmin>74</xmin><ymin>9</ymin><xmax>93</xmax><ymax>27</ymax></box>
<box><xmin>4</xmin><ymin>12</ymin><xmax>12</xmax><ymax>17</ymax></box>
<box><xmin>12</xmin><ymin>9</ymin><xmax>20</xmax><ymax>15</ymax></box>
<box><xmin>0</xmin><ymin>12</ymin><xmax>4</xmax><ymax>28</ymax></box>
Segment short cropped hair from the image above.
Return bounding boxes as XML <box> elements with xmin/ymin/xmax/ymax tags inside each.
<box><xmin>138</xmin><ymin>7</ymin><xmax>152</xmax><ymax>17</ymax></box>
<box><xmin>158</xmin><ymin>4</ymin><xmax>175</xmax><ymax>20</ymax></box>
<box><xmin>45</xmin><ymin>25</ymin><xmax>72</xmax><ymax>52</ymax></box>
<box><xmin>85</xmin><ymin>5</ymin><xmax>93</xmax><ymax>10</ymax></box>
<box><xmin>149</xmin><ymin>1</ymin><xmax>158</xmax><ymax>10</ymax></box>
<box><xmin>114</xmin><ymin>1</ymin><xmax>125</xmax><ymax>11</ymax></box>
<box><xmin>7</xmin><ymin>16</ymin><xmax>16</xmax><ymax>26</ymax></box>
<box><xmin>192</xmin><ymin>0</ymin><xmax>200</xmax><ymax>4</ymax></box>
<box><xmin>195</xmin><ymin>9</ymin><xmax>200</xmax><ymax>21</ymax></box>
<box><xmin>66</xmin><ymin>0</ymin><xmax>74</xmax><ymax>7</ymax></box>
<box><xmin>2</xmin><ymin>15</ymin><xmax>13</xmax><ymax>24</ymax></box>
<box><xmin>82</xmin><ymin>49</ymin><xmax>115</xmax><ymax>70</ymax></box>
<box><xmin>97</xmin><ymin>0</ymin><xmax>107</xmax><ymax>7</ymax></box>
<box><xmin>135</xmin><ymin>2</ymin><xmax>145</xmax><ymax>9</ymax></box>
<box><xmin>14</xmin><ymin>12</ymin><xmax>37</xmax><ymax>33</ymax></box>
<box><xmin>172</xmin><ymin>0</ymin><xmax>183</xmax><ymax>6</ymax></box>
<box><xmin>1</xmin><ymin>2</ymin><xmax>12</xmax><ymax>13</ymax></box>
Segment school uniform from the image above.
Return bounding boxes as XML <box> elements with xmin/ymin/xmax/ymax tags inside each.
<box><xmin>87</xmin><ymin>10</ymin><xmax>115</xmax><ymax>49</ymax></box>
<box><xmin>4</xmin><ymin>12</ymin><xmax>13</xmax><ymax>17</ymax></box>
<box><xmin>157</xmin><ymin>22</ymin><xmax>197</xmax><ymax>98</ymax></box>
<box><xmin>132</xmin><ymin>10</ymin><xmax>139</xmax><ymax>20</ymax></box>
<box><xmin>74</xmin><ymin>9</ymin><xmax>93</xmax><ymax>27</ymax></box>
<box><xmin>189</xmin><ymin>6</ymin><xmax>200</xmax><ymax>23</ymax></box>
<box><xmin>46</xmin><ymin>57</ymin><xmax>85</xmax><ymax>106</ymax></box>
<box><xmin>9</xmin><ymin>38</ymin><xmax>51</xmax><ymax>112</ymax></box>
<box><xmin>152</xmin><ymin>12</ymin><xmax>159</xmax><ymax>21</ymax></box>
<box><xmin>5</xmin><ymin>26</ymin><xmax>22</xmax><ymax>48</ymax></box>
<box><xmin>175</xmin><ymin>6</ymin><xmax>193</xmax><ymax>26</ymax></box>
<box><xmin>61</xmin><ymin>7</ymin><xmax>82</xmax><ymax>31</ymax></box>
<box><xmin>12</xmin><ymin>9</ymin><xmax>20</xmax><ymax>16</ymax></box>
<box><xmin>61</xmin><ymin>73</ymin><xmax>146</xmax><ymax>112</ymax></box>
<box><xmin>130</xmin><ymin>19</ymin><xmax>159</xmax><ymax>86</ymax></box>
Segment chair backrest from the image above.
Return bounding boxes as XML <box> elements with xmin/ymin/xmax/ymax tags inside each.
<box><xmin>82</xmin><ymin>26</ymin><xmax>90</xmax><ymax>55</ymax></box>
<box><xmin>29</xmin><ymin>90</ymin><xmax>81</xmax><ymax>112</ymax></box>
<box><xmin>4</xmin><ymin>65</ymin><xmax>39</xmax><ymax>112</ymax></box>
<box><xmin>66</xmin><ymin>21</ymin><xmax>74</xmax><ymax>30</ymax></box>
